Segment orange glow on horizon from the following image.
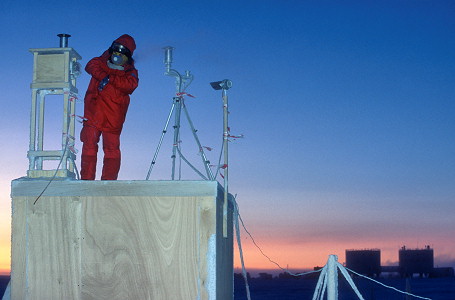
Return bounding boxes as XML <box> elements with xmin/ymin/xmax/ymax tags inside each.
<box><xmin>0</xmin><ymin>236</ymin><xmax>454</xmax><ymax>276</ymax></box>
<box><xmin>234</xmin><ymin>241</ymin><xmax>357</xmax><ymax>271</ymax></box>
<box><xmin>0</xmin><ymin>215</ymin><xmax>11</xmax><ymax>277</ymax></box>
<box><xmin>233</xmin><ymin>237</ymin><xmax>455</xmax><ymax>272</ymax></box>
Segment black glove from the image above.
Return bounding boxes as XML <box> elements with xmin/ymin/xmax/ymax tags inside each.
<box><xmin>98</xmin><ymin>76</ymin><xmax>109</xmax><ymax>91</ymax></box>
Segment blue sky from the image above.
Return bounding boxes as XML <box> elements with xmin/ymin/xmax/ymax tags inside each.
<box><xmin>0</xmin><ymin>0</ymin><xmax>454</xmax><ymax>272</ymax></box>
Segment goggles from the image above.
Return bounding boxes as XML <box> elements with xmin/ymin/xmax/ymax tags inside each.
<box><xmin>109</xmin><ymin>42</ymin><xmax>132</xmax><ymax>58</ymax></box>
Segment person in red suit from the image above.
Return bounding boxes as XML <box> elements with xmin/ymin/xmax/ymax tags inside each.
<box><xmin>80</xmin><ymin>34</ymin><xmax>139</xmax><ymax>180</ymax></box>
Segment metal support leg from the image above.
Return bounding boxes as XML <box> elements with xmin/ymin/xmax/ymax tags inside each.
<box><xmin>146</xmin><ymin>95</ymin><xmax>215</xmax><ymax>181</ymax></box>
<box><xmin>181</xmin><ymin>101</ymin><xmax>214</xmax><ymax>180</ymax></box>
<box><xmin>62</xmin><ymin>91</ymin><xmax>70</xmax><ymax>172</ymax></box>
<box><xmin>69</xmin><ymin>92</ymin><xmax>76</xmax><ymax>172</ymax></box>
<box><xmin>146</xmin><ymin>100</ymin><xmax>177</xmax><ymax>180</ymax></box>
<box><xmin>29</xmin><ymin>89</ymin><xmax>38</xmax><ymax>170</ymax></box>
<box><xmin>37</xmin><ymin>91</ymin><xmax>45</xmax><ymax>169</ymax></box>
<box><xmin>171</xmin><ymin>97</ymin><xmax>182</xmax><ymax>180</ymax></box>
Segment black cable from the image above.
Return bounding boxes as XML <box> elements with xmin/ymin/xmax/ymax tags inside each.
<box><xmin>33</xmin><ymin>112</ymin><xmax>74</xmax><ymax>205</ymax></box>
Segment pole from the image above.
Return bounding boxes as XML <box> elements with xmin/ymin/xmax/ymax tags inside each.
<box><xmin>327</xmin><ymin>255</ymin><xmax>339</xmax><ymax>300</ymax></box>
<box><xmin>223</xmin><ymin>88</ymin><xmax>229</xmax><ymax>237</ymax></box>
<box><xmin>210</xmin><ymin>79</ymin><xmax>233</xmax><ymax>237</ymax></box>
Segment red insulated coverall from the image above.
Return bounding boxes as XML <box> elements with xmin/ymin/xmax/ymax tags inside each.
<box><xmin>80</xmin><ymin>34</ymin><xmax>139</xmax><ymax>180</ymax></box>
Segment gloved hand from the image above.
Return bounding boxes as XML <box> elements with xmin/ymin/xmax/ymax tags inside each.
<box><xmin>98</xmin><ymin>76</ymin><xmax>109</xmax><ymax>91</ymax></box>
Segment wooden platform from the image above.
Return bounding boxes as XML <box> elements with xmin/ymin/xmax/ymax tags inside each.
<box><xmin>11</xmin><ymin>179</ymin><xmax>233</xmax><ymax>300</ymax></box>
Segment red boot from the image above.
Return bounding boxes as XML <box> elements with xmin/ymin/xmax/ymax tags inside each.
<box><xmin>101</xmin><ymin>157</ymin><xmax>121</xmax><ymax>180</ymax></box>
<box><xmin>81</xmin><ymin>155</ymin><xmax>97</xmax><ymax>180</ymax></box>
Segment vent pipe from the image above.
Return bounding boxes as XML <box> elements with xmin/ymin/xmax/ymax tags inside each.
<box><xmin>57</xmin><ymin>33</ymin><xmax>71</xmax><ymax>47</ymax></box>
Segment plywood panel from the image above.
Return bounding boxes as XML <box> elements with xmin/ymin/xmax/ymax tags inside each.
<box><xmin>35</xmin><ymin>53</ymin><xmax>65</xmax><ymax>82</ymax></box>
<box><xmin>11</xmin><ymin>196</ymin><xmax>81</xmax><ymax>300</ymax></box>
<box><xmin>11</xmin><ymin>180</ymin><xmax>233</xmax><ymax>300</ymax></box>
<box><xmin>11</xmin><ymin>197</ymin><xmax>27</xmax><ymax>300</ymax></box>
<box><xmin>80</xmin><ymin>196</ymin><xmax>214</xmax><ymax>300</ymax></box>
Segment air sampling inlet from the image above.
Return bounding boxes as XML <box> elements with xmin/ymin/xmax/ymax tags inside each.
<box><xmin>57</xmin><ymin>33</ymin><xmax>71</xmax><ymax>47</ymax></box>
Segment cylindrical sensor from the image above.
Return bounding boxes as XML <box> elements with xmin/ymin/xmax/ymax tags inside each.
<box><xmin>163</xmin><ymin>46</ymin><xmax>174</xmax><ymax>65</ymax></box>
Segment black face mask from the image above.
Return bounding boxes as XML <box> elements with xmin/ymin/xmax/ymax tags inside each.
<box><xmin>111</xmin><ymin>52</ymin><xmax>128</xmax><ymax>66</ymax></box>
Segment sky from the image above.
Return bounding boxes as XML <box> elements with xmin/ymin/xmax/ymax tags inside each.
<box><xmin>0</xmin><ymin>0</ymin><xmax>454</xmax><ymax>276</ymax></box>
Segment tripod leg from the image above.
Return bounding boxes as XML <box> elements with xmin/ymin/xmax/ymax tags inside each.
<box><xmin>175</xmin><ymin>147</ymin><xmax>208</xmax><ymax>180</ymax></box>
<box><xmin>146</xmin><ymin>101</ymin><xmax>176</xmax><ymax>180</ymax></box>
<box><xmin>171</xmin><ymin>97</ymin><xmax>182</xmax><ymax>180</ymax></box>
<box><xmin>181</xmin><ymin>101</ymin><xmax>215</xmax><ymax>180</ymax></box>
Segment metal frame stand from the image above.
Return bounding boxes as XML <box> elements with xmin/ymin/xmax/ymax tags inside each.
<box><xmin>27</xmin><ymin>35</ymin><xmax>81</xmax><ymax>179</ymax></box>
<box><xmin>28</xmin><ymin>88</ymin><xmax>77</xmax><ymax>177</ymax></box>
<box><xmin>146</xmin><ymin>47</ymin><xmax>213</xmax><ymax>181</ymax></box>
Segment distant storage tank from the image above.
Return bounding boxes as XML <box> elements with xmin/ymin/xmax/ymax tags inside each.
<box><xmin>345</xmin><ymin>249</ymin><xmax>381</xmax><ymax>277</ymax></box>
<box><xmin>399</xmin><ymin>245</ymin><xmax>434</xmax><ymax>277</ymax></box>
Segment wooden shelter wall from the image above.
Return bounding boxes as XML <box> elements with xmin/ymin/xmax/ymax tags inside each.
<box><xmin>11</xmin><ymin>181</ymin><xmax>233</xmax><ymax>300</ymax></box>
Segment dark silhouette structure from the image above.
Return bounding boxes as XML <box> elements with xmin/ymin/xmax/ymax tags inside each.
<box><xmin>399</xmin><ymin>245</ymin><xmax>434</xmax><ymax>278</ymax></box>
<box><xmin>345</xmin><ymin>249</ymin><xmax>381</xmax><ymax>277</ymax></box>
<box><xmin>344</xmin><ymin>246</ymin><xmax>453</xmax><ymax>278</ymax></box>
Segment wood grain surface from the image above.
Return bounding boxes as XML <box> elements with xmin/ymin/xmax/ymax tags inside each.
<box><xmin>11</xmin><ymin>180</ymin><xmax>233</xmax><ymax>300</ymax></box>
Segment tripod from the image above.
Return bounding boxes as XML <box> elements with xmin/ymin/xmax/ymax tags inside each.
<box><xmin>146</xmin><ymin>47</ymin><xmax>214</xmax><ymax>181</ymax></box>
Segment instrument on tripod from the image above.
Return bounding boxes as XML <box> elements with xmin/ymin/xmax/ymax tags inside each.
<box><xmin>146</xmin><ymin>47</ymin><xmax>214</xmax><ymax>181</ymax></box>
